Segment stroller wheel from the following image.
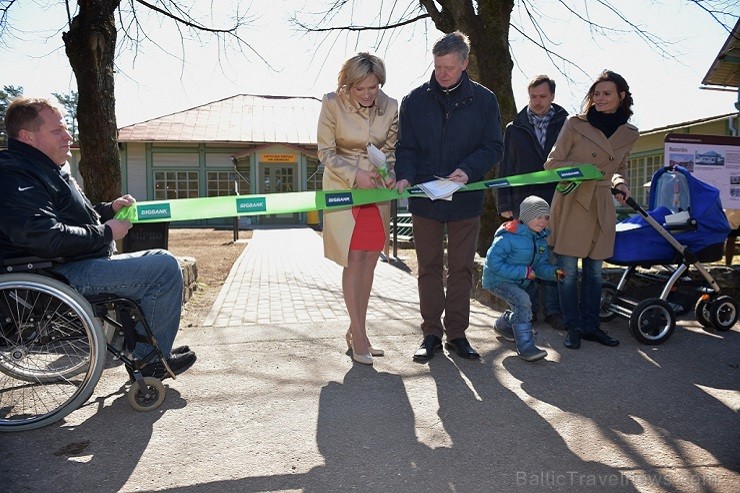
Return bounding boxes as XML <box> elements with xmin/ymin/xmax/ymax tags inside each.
<box><xmin>694</xmin><ymin>298</ymin><xmax>712</xmax><ymax>328</ymax></box>
<box><xmin>629</xmin><ymin>299</ymin><xmax>675</xmax><ymax>345</ymax></box>
<box><xmin>707</xmin><ymin>296</ymin><xmax>738</xmax><ymax>332</ymax></box>
<box><xmin>599</xmin><ymin>282</ymin><xmax>619</xmax><ymax>321</ymax></box>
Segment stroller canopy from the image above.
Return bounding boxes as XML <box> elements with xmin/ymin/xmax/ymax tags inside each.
<box><xmin>610</xmin><ymin>165</ymin><xmax>731</xmax><ymax>264</ymax></box>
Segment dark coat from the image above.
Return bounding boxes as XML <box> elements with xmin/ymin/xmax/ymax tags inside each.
<box><xmin>0</xmin><ymin>139</ymin><xmax>114</xmax><ymax>261</ymax></box>
<box><xmin>496</xmin><ymin>103</ymin><xmax>568</xmax><ymax>215</ymax></box>
<box><xmin>395</xmin><ymin>71</ymin><xmax>503</xmax><ymax>221</ymax></box>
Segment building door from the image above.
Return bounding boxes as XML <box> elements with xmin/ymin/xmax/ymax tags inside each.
<box><xmin>259</xmin><ymin>164</ymin><xmax>299</xmax><ymax>225</ymax></box>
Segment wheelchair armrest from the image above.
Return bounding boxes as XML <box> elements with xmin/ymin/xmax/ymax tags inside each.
<box><xmin>1</xmin><ymin>256</ymin><xmax>66</xmax><ymax>273</ymax></box>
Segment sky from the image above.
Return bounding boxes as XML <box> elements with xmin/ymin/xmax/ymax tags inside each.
<box><xmin>0</xmin><ymin>0</ymin><xmax>737</xmax><ymax>131</ymax></box>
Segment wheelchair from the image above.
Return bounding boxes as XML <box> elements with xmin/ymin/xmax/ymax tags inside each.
<box><xmin>0</xmin><ymin>257</ymin><xmax>175</xmax><ymax>432</ymax></box>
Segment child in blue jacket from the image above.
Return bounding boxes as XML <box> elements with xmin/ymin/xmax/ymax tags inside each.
<box><xmin>483</xmin><ymin>196</ymin><xmax>564</xmax><ymax>361</ymax></box>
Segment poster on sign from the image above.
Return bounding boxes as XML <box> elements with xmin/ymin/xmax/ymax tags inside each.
<box><xmin>664</xmin><ymin>133</ymin><xmax>740</xmax><ymax>209</ymax></box>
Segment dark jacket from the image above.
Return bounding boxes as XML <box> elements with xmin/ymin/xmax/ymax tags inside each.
<box><xmin>395</xmin><ymin>71</ymin><xmax>503</xmax><ymax>221</ymax></box>
<box><xmin>0</xmin><ymin>138</ymin><xmax>115</xmax><ymax>262</ymax></box>
<box><xmin>496</xmin><ymin>103</ymin><xmax>568</xmax><ymax>216</ymax></box>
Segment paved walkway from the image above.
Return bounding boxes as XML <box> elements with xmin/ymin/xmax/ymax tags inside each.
<box><xmin>204</xmin><ymin>227</ymin><xmax>493</xmax><ymax>329</ymax></box>
<box><xmin>2</xmin><ymin>228</ymin><xmax>738</xmax><ymax>493</ymax></box>
<box><xmin>205</xmin><ymin>228</ymin><xmax>420</xmax><ymax>327</ymax></box>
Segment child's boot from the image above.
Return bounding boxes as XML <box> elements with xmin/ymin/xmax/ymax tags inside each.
<box><xmin>493</xmin><ymin>311</ymin><xmax>515</xmax><ymax>342</ymax></box>
<box><xmin>512</xmin><ymin>322</ymin><xmax>547</xmax><ymax>361</ymax></box>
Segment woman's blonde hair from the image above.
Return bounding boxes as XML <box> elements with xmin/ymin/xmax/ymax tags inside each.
<box><xmin>337</xmin><ymin>52</ymin><xmax>386</xmax><ymax>93</ymax></box>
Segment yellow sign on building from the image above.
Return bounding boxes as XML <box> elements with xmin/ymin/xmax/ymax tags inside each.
<box><xmin>262</xmin><ymin>153</ymin><xmax>297</xmax><ymax>163</ymax></box>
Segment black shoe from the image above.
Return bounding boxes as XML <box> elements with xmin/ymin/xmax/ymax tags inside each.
<box><xmin>171</xmin><ymin>345</ymin><xmax>191</xmax><ymax>355</ymax></box>
<box><xmin>141</xmin><ymin>351</ymin><xmax>197</xmax><ymax>379</ymax></box>
<box><xmin>413</xmin><ymin>335</ymin><xmax>443</xmax><ymax>361</ymax></box>
<box><xmin>582</xmin><ymin>328</ymin><xmax>619</xmax><ymax>347</ymax></box>
<box><xmin>544</xmin><ymin>313</ymin><xmax>566</xmax><ymax>331</ymax></box>
<box><xmin>564</xmin><ymin>330</ymin><xmax>582</xmax><ymax>349</ymax></box>
<box><xmin>445</xmin><ymin>337</ymin><xmax>480</xmax><ymax>360</ymax></box>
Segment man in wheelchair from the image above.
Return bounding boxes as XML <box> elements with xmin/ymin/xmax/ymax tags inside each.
<box><xmin>0</xmin><ymin>97</ymin><xmax>196</xmax><ymax>380</ymax></box>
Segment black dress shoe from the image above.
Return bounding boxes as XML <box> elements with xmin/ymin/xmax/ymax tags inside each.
<box><xmin>582</xmin><ymin>328</ymin><xmax>619</xmax><ymax>347</ymax></box>
<box><xmin>413</xmin><ymin>335</ymin><xmax>443</xmax><ymax>361</ymax></box>
<box><xmin>141</xmin><ymin>351</ymin><xmax>197</xmax><ymax>379</ymax></box>
<box><xmin>564</xmin><ymin>330</ymin><xmax>581</xmax><ymax>349</ymax></box>
<box><xmin>445</xmin><ymin>337</ymin><xmax>480</xmax><ymax>359</ymax></box>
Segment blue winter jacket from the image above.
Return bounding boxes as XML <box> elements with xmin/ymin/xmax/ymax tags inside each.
<box><xmin>395</xmin><ymin>71</ymin><xmax>503</xmax><ymax>221</ymax></box>
<box><xmin>482</xmin><ymin>220</ymin><xmax>558</xmax><ymax>291</ymax></box>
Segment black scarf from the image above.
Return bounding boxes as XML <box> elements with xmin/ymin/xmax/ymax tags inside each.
<box><xmin>587</xmin><ymin>105</ymin><xmax>628</xmax><ymax>138</ymax></box>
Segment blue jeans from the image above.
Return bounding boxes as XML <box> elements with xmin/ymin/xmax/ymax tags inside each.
<box><xmin>490</xmin><ymin>282</ymin><xmax>533</xmax><ymax>326</ymax></box>
<box><xmin>54</xmin><ymin>249</ymin><xmax>183</xmax><ymax>358</ymax></box>
<box><xmin>556</xmin><ymin>255</ymin><xmax>603</xmax><ymax>333</ymax></box>
<box><xmin>527</xmin><ymin>247</ymin><xmax>561</xmax><ymax>317</ymax></box>
<box><xmin>528</xmin><ymin>279</ymin><xmax>561</xmax><ymax>317</ymax></box>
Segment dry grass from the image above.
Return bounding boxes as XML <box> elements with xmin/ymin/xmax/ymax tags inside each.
<box><xmin>168</xmin><ymin>228</ymin><xmax>249</xmax><ymax>327</ymax></box>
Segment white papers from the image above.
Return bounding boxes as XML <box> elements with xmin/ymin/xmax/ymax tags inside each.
<box><xmin>367</xmin><ymin>143</ymin><xmax>389</xmax><ymax>179</ymax></box>
<box><xmin>367</xmin><ymin>144</ymin><xmax>386</xmax><ymax>170</ymax></box>
<box><xmin>417</xmin><ymin>177</ymin><xmax>466</xmax><ymax>201</ymax></box>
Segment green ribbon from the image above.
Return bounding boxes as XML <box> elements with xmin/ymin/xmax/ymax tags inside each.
<box><xmin>115</xmin><ymin>165</ymin><xmax>602</xmax><ymax>223</ymax></box>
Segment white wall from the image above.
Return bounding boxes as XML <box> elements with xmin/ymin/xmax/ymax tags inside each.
<box><xmin>125</xmin><ymin>143</ymin><xmax>148</xmax><ymax>200</ymax></box>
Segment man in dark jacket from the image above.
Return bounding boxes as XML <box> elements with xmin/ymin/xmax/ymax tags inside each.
<box><xmin>395</xmin><ymin>31</ymin><xmax>503</xmax><ymax>361</ymax></box>
<box><xmin>0</xmin><ymin>97</ymin><xmax>196</xmax><ymax>378</ymax></box>
<box><xmin>497</xmin><ymin>75</ymin><xmax>568</xmax><ymax>331</ymax></box>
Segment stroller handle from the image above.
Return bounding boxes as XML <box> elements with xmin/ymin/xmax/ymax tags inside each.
<box><xmin>611</xmin><ymin>187</ymin><xmax>640</xmax><ymax>212</ymax></box>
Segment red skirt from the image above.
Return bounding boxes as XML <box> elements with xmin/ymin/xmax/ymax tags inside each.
<box><xmin>349</xmin><ymin>204</ymin><xmax>385</xmax><ymax>251</ymax></box>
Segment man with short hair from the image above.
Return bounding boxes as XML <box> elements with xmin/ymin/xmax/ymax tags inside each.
<box><xmin>0</xmin><ymin>97</ymin><xmax>196</xmax><ymax>378</ymax></box>
<box><xmin>497</xmin><ymin>75</ymin><xmax>568</xmax><ymax>330</ymax></box>
<box><xmin>395</xmin><ymin>31</ymin><xmax>504</xmax><ymax>361</ymax></box>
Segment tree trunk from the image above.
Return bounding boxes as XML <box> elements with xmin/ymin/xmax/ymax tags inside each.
<box><xmin>426</xmin><ymin>0</ymin><xmax>516</xmax><ymax>255</ymax></box>
<box><xmin>63</xmin><ymin>0</ymin><xmax>121</xmax><ymax>204</ymax></box>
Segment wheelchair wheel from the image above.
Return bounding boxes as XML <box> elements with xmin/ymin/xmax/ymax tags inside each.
<box><xmin>128</xmin><ymin>377</ymin><xmax>165</xmax><ymax>412</ymax></box>
<box><xmin>599</xmin><ymin>282</ymin><xmax>619</xmax><ymax>321</ymax></box>
<box><xmin>0</xmin><ymin>274</ymin><xmax>105</xmax><ymax>432</ymax></box>
<box><xmin>628</xmin><ymin>298</ymin><xmax>675</xmax><ymax>345</ymax></box>
<box><xmin>707</xmin><ymin>295</ymin><xmax>738</xmax><ymax>332</ymax></box>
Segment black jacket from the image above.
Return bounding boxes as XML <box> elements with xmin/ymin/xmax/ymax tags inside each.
<box><xmin>396</xmin><ymin>71</ymin><xmax>503</xmax><ymax>221</ymax></box>
<box><xmin>497</xmin><ymin>103</ymin><xmax>568</xmax><ymax>215</ymax></box>
<box><xmin>0</xmin><ymin>138</ymin><xmax>115</xmax><ymax>262</ymax></box>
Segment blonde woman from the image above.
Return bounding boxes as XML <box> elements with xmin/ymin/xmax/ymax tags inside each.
<box><xmin>317</xmin><ymin>53</ymin><xmax>398</xmax><ymax>365</ymax></box>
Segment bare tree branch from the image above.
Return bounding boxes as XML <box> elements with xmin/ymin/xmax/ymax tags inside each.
<box><xmin>134</xmin><ymin>0</ymin><xmax>225</xmax><ymax>32</ymax></box>
<box><xmin>689</xmin><ymin>0</ymin><xmax>738</xmax><ymax>33</ymax></box>
<box><xmin>291</xmin><ymin>13</ymin><xmax>429</xmax><ymax>32</ymax></box>
<box><xmin>512</xmin><ymin>4</ymin><xmax>590</xmax><ymax>84</ymax></box>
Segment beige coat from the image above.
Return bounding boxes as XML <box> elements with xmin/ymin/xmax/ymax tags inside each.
<box><xmin>317</xmin><ymin>89</ymin><xmax>398</xmax><ymax>267</ymax></box>
<box><xmin>544</xmin><ymin>114</ymin><xmax>639</xmax><ymax>259</ymax></box>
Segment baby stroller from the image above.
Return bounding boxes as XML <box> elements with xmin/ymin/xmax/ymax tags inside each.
<box><xmin>600</xmin><ymin>165</ymin><xmax>737</xmax><ymax>344</ymax></box>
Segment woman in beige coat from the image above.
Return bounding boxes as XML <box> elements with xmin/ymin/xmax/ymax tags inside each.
<box><xmin>317</xmin><ymin>53</ymin><xmax>398</xmax><ymax>365</ymax></box>
<box><xmin>544</xmin><ymin>70</ymin><xmax>639</xmax><ymax>350</ymax></box>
